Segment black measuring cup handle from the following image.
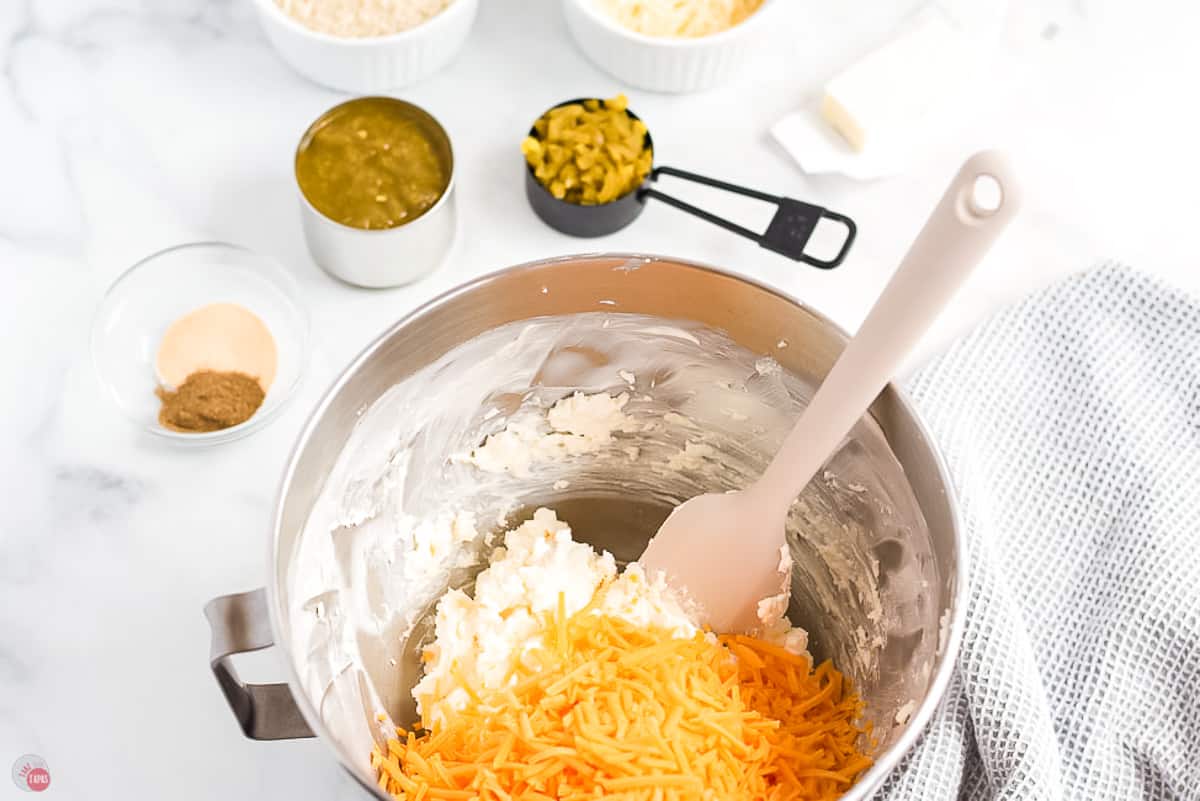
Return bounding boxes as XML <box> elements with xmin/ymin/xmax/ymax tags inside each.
<box><xmin>638</xmin><ymin>166</ymin><xmax>857</xmax><ymax>269</ymax></box>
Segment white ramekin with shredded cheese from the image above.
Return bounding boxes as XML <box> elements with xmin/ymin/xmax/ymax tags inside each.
<box><xmin>251</xmin><ymin>0</ymin><xmax>478</xmax><ymax>93</ymax></box>
<box><xmin>562</xmin><ymin>0</ymin><xmax>778</xmax><ymax>93</ymax></box>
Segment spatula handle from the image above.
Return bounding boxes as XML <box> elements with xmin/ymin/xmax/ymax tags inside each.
<box><xmin>757</xmin><ymin>151</ymin><xmax>1021</xmax><ymax>509</ymax></box>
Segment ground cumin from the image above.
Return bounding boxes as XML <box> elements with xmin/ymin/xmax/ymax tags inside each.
<box><xmin>156</xmin><ymin>370</ymin><xmax>265</xmax><ymax>432</ymax></box>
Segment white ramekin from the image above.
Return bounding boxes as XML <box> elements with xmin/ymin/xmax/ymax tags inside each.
<box><xmin>562</xmin><ymin>0</ymin><xmax>777</xmax><ymax>94</ymax></box>
<box><xmin>252</xmin><ymin>0</ymin><xmax>479</xmax><ymax>93</ymax></box>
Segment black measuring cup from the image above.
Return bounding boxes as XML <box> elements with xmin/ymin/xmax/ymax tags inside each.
<box><xmin>523</xmin><ymin>98</ymin><xmax>857</xmax><ymax>269</ymax></box>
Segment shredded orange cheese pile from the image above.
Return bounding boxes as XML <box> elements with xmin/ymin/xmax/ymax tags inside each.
<box><xmin>373</xmin><ymin>595</ymin><xmax>871</xmax><ymax>801</ymax></box>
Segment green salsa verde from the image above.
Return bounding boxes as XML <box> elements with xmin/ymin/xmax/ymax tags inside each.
<box><xmin>295</xmin><ymin>97</ymin><xmax>452</xmax><ymax>231</ymax></box>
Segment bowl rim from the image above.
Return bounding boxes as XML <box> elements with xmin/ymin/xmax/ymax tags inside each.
<box><xmin>90</xmin><ymin>240</ymin><xmax>312</xmax><ymax>445</ymax></box>
<box><xmin>266</xmin><ymin>251</ymin><xmax>968</xmax><ymax>801</ymax></box>
<box><xmin>564</xmin><ymin>0</ymin><xmax>778</xmax><ymax>48</ymax></box>
<box><xmin>252</xmin><ymin>0</ymin><xmax>477</xmax><ymax>47</ymax></box>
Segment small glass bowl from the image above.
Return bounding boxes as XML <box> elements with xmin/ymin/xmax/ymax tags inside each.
<box><xmin>91</xmin><ymin>242</ymin><xmax>310</xmax><ymax>445</ymax></box>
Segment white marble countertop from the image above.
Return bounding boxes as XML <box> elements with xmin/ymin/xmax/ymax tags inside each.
<box><xmin>2</xmin><ymin>0</ymin><xmax>1198</xmax><ymax>797</ymax></box>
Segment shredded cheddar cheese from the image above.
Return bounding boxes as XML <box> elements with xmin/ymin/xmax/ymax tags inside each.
<box><xmin>373</xmin><ymin>599</ymin><xmax>870</xmax><ymax>801</ymax></box>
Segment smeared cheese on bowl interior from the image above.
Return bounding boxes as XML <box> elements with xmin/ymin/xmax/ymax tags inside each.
<box><xmin>461</xmin><ymin>391</ymin><xmax>638</xmax><ymax>477</ymax></box>
<box><xmin>595</xmin><ymin>0</ymin><xmax>764</xmax><ymax>38</ymax></box>
<box><xmin>399</xmin><ymin>509</ymin><xmax>479</xmax><ymax>583</ymax></box>
<box><xmin>413</xmin><ymin>506</ymin><xmax>809</xmax><ymax>729</ymax></box>
<box><xmin>760</xmin><ymin>543</ymin><xmax>810</xmax><ymax>655</ymax></box>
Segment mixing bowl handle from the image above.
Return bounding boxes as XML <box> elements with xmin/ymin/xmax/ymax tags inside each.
<box><xmin>204</xmin><ymin>588</ymin><xmax>315</xmax><ymax>740</ymax></box>
<box><xmin>639</xmin><ymin>166</ymin><xmax>857</xmax><ymax>268</ymax></box>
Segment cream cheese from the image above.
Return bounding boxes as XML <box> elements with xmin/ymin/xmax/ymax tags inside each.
<box><xmin>757</xmin><ymin>544</ymin><xmax>810</xmax><ymax>655</ymax></box>
<box><xmin>666</xmin><ymin>440</ymin><xmax>719</xmax><ymax>472</ymax></box>
<box><xmin>400</xmin><ymin>510</ymin><xmax>479</xmax><ymax>583</ymax></box>
<box><xmin>461</xmin><ymin>392</ymin><xmax>636</xmax><ymax>476</ymax></box>
<box><xmin>412</xmin><ymin>508</ymin><xmax>701</xmax><ymax>728</ymax></box>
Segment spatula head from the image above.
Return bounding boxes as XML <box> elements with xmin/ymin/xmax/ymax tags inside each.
<box><xmin>638</xmin><ymin>489</ymin><xmax>790</xmax><ymax>634</ymax></box>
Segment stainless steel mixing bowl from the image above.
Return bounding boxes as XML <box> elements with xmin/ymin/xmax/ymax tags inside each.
<box><xmin>205</xmin><ymin>253</ymin><xmax>965</xmax><ymax>800</ymax></box>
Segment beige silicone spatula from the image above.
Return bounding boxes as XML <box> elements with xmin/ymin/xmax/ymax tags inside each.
<box><xmin>639</xmin><ymin>151</ymin><xmax>1020</xmax><ymax>634</ymax></box>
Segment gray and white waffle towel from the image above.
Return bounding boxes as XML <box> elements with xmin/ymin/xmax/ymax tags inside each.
<box><xmin>876</xmin><ymin>264</ymin><xmax>1200</xmax><ymax>800</ymax></box>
